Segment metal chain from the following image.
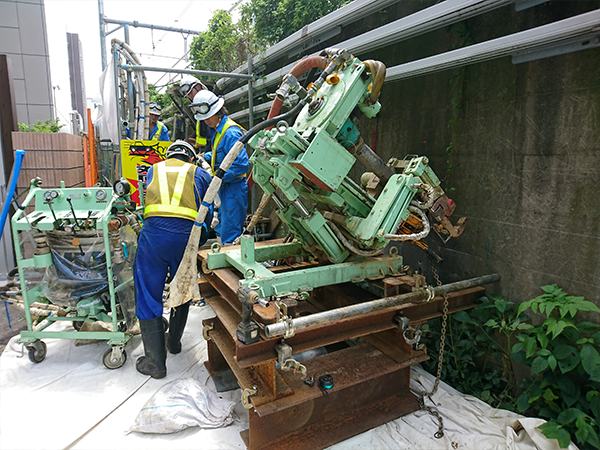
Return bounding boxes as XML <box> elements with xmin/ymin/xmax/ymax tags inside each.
<box><xmin>416</xmin><ymin>256</ymin><xmax>449</xmax><ymax>439</ymax></box>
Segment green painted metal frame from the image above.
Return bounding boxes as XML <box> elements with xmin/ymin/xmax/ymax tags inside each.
<box><xmin>205</xmin><ymin>236</ymin><xmax>404</xmax><ymax>298</ymax></box>
<box><xmin>11</xmin><ymin>182</ymin><xmax>137</xmax><ymax>346</ymax></box>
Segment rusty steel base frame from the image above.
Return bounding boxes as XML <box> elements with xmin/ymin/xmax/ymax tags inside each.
<box><xmin>199</xmin><ymin>257</ymin><xmax>486</xmax><ymax>450</ymax></box>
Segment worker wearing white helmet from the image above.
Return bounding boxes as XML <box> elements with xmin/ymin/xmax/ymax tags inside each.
<box><xmin>133</xmin><ymin>140</ymin><xmax>213</xmax><ymax>378</ymax></box>
<box><xmin>190</xmin><ymin>89</ymin><xmax>248</xmax><ymax>244</ymax></box>
<box><xmin>148</xmin><ymin>102</ymin><xmax>170</xmax><ymax>141</ymax></box>
<box><xmin>177</xmin><ymin>76</ymin><xmax>209</xmax><ymax>150</ymax></box>
<box><xmin>178</xmin><ymin>76</ymin><xmax>206</xmax><ymax>101</ymax></box>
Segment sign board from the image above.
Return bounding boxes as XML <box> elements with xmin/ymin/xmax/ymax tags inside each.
<box><xmin>120</xmin><ymin>140</ymin><xmax>170</xmax><ymax>205</ymax></box>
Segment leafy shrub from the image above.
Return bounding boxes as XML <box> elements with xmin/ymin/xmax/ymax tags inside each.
<box><xmin>513</xmin><ymin>284</ymin><xmax>600</xmax><ymax>449</ymax></box>
<box><xmin>422</xmin><ymin>284</ymin><xmax>600</xmax><ymax>449</ymax></box>
<box><xmin>18</xmin><ymin>118</ymin><xmax>64</xmax><ymax>133</ymax></box>
<box><xmin>421</xmin><ymin>295</ymin><xmax>527</xmax><ymax>409</ymax></box>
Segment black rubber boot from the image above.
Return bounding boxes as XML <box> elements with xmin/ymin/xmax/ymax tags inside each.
<box><xmin>166</xmin><ymin>301</ymin><xmax>190</xmax><ymax>354</ymax></box>
<box><xmin>136</xmin><ymin>317</ymin><xmax>167</xmax><ymax>379</ymax></box>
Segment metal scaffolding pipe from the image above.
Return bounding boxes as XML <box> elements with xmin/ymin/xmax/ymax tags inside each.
<box><xmin>264</xmin><ymin>273</ymin><xmax>500</xmax><ymax>338</ymax></box>
<box><xmin>103</xmin><ymin>18</ymin><xmax>200</xmax><ymax>35</ymax></box>
<box><xmin>120</xmin><ymin>64</ymin><xmax>253</xmax><ymax>80</ymax></box>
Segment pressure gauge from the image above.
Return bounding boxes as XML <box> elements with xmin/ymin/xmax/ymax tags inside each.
<box><xmin>50</xmin><ymin>190</ymin><xmax>59</xmax><ymax>199</ymax></box>
<box><xmin>43</xmin><ymin>191</ymin><xmax>53</xmax><ymax>201</ymax></box>
<box><xmin>113</xmin><ymin>178</ymin><xmax>130</xmax><ymax>197</ymax></box>
<box><xmin>95</xmin><ymin>189</ymin><xmax>107</xmax><ymax>201</ymax></box>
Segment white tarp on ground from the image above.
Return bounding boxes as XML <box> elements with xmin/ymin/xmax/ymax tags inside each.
<box><xmin>0</xmin><ymin>305</ymin><xmax>574</xmax><ymax>450</ymax></box>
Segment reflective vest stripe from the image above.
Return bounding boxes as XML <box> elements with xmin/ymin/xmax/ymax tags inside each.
<box><xmin>211</xmin><ymin>118</ymin><xmax>240</xmax><ymax>174</ymax></box>
<box><xmin>147</xmin><ymin>161</ymin><xmax>197</xmax><ymax>220</ymax></box>
<box><xmin>196</xmin><ymin>121</ymin><xmax>207</xmax><ymax>146</ymax></box>
<box><xmin>145</xmin><ymin>203</ymin><xmax>198</xmax><ymax>218</ymax></box>
<box><xmin>151</xmin><ymin>121</ymin><xmax>165</xmax><ymax>141</ymax></box>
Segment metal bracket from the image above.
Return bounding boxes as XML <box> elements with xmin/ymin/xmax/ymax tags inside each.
<box><xmin>283</xmin><ymin>316</ymin><xmax>296</xmax><ymax>339</ymax></box>
<box><xmin>241</xmin><ymin>385</ymin><xmax>257</xmax><ymax>410</ymax></box>
<box><xmin>202</xmin><ymin>323</ymin><xmax>214</xmax><ymax>341</ymax></box>
<box><xmin>394</xmin><ymin>313</ymin><xmax>423</xmax><ymax>347</ymax></box>
<box><xmin>275</xmin><ymin>340</ymin><xmax>292</xmax><ymax>366</ymax></box>
<box><xmin>275</xmin><ymin>340</ymin><xmax>307</xmax><ymax>376</ymax></box>
<box><xmin>281</xmin><ymin>358</ymin><xmax>307</xmax><ymax>376</ymax></box>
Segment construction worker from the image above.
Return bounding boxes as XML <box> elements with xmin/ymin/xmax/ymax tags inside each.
<box><xmin>191</xmin><ymin>90</ymin><xmax>248</xmax><ymax>244</ymax></box>
<box><xmin>177</xmin><ymin>76</ymin><xmax>209</xmax><ymax>150</ymax></box>
<box><xmin>133</xmin><ymin>140</ymin><xmax>212</xmax><ymax>379</ymax></box>
<box><xmin>148</xmin><ymin>102</ymin><xmax>170</xmax><ymax>141</ymax></box>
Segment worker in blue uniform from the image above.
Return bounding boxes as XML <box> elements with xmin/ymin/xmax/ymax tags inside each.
<box><xmin>191</xmin><ymin>90</ymin><xmax>248</xmax><ymax>244</ymax></box>
<box><xmin>148</xmin><ymin>102</ymin><xmax>170</xmax><ymax>141</ymax></box>
<box><xmin>133</xmin><ymin>140</ymin><xmax>212</xmax><ymax>379</ymax></box>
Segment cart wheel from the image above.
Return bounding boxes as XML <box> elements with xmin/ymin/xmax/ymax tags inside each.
<box><xmin>103</xmin><ymin>347</ymin><xmax>127</xmax><ymax>369</ymax></box>
<box><xmin>73</xmin><ymin>320</ymin><xmax>83</xmax><ymax>331</ymax></box>
<box><xmin>27</xmin><ymin>340</ymin><xmax>47</xmax><ymax>364</ymax></box>
<box><xmin>162</xmin><ymin>316</ymin><xmax>169</xmax><ymax>332</ymax></box>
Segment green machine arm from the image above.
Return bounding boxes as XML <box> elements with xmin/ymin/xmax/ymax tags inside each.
<box><xmin>248</xmin><ymin>48</ymin><xmax>464</xmax><ymax>264</ymax></box>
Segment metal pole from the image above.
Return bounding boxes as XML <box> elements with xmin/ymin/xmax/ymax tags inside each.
<box><xmin>120</xmin><ymin>64</ymin><xmax>253</xmax><ymax>80</ymax></box>
<box><xmin>247</xmin><ymin>54</ymin><xmax>256</xmax><ymax>214</ymax></box>
<box><xmin>98</xmin><ymin>0</ymin><xmax>107</xmax><ymax>71</ymax></box>
<box><xmin>264</xmin><ymin>273</ymin><xmax>500</xmax><ymax>338</ymax></box>
<box><xmin>103</xmin><ymin>18</ymin><xmax>200</xmax><ymax>35</ymax></box>
<box><xmin>113</xmin><ymin>46</ymin><xmax>122</xmax><ymax>136</ymax></box>
<box><xmin>247</xmin><ymin>54</ymin><xmax>254</xmax><ymax>129</ymax></box>
<box><xmin>124</xmin><ymin>25</ymin><xmax>134</xmax><ymax>127</ymax></box>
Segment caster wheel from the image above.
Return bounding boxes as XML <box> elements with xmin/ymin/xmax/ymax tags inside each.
<box><xmin>103</xmin><ymin>347</ymin><xmax>127</xmax><ymax>369</ymax></box>
<box><xmin>27</xmin><ymin>340</ymin><xmax>47</xmax><ymax>364</ymax></box>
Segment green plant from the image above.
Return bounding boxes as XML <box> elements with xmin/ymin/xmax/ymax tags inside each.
<box><xmin>513</xmin><ymin>284</ymin><xmax>600</xmax><ymax>449</ymax></box>
<box><xmin>18</xmin><ymin>118</ymin><xmax>64</xmax><ymax>133</ymax></box>
<box><xmin>421</xmin><ymin>295</ymin><xmax>522</xmax><ymax>410</ymax></box>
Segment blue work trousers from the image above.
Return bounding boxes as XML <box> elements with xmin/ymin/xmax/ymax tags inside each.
<box><xmin>216</xmin><ymin>178</ymin><xmax>248</xmax><ymax>244</ymax></box>
<box><xmin>133</xmin><ymin>221</ymin><xmax>189</xmax><ymax>320</ymax></box>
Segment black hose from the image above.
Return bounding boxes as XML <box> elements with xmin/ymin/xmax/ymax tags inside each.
<box><xmin>353</xmin><ymin>142</ymin><xmax>394</xmax><ymax>186</ymax></box>
<box><xmin>239</xmin><ymin>101</ymin><xmax>306</xmax><ymax>145</ymax></box>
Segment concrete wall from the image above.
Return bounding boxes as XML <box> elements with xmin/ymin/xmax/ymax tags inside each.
<box><xmin>350</xmin><ymin>1</ymin><xmax>600</xmax><ymax>305</ymax></box>
<box><xmin>0</xmin><ymin>0</ymin><xmax>54</xmax><ymax>125</ymax></box>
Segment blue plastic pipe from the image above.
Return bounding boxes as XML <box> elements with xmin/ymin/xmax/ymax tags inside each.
<box><xmin>0</xmin><ymin>149</ymin><xmax>25</xmax><ymax>241</ymax></box>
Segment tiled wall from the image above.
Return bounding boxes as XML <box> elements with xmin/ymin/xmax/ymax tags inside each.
<box><xmin>0</xmin><ymin>0</ymin><xmax>53</xmax><ymax>125</ymax></box>
<box><xmin>12</xmin><ymin>131</ymin><xmax>84</xmax><ymax>189</ymax></box>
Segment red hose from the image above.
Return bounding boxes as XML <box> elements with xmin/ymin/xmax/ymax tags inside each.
<box><xmin>266</xmin><ymin>55</ymin><xmax>328</xmax><ymax>120</ymax></box>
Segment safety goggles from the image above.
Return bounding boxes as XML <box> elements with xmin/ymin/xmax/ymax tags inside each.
<box><xmin>178</xmin><ymin>83</ymin><xmax>193</xmax><ymax>97</ymax></box>
<box><xmin>190</xmin><ymin>98</ymin><xmax>220</xmax><ymax>116</ymax></box>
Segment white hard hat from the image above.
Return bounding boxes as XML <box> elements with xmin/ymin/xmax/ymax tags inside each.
<box><xmin>191</xmin><ymin>90</ymin><xmax>224</xmax><ymax>121</ymax></box>
<box><xmin>178</xmin><ymin>76</ymin><xmax>206</xmax><ymax>98</ymax></box>
<box><xmin>166</xmin><ymin>140</ymin><xmax>198</xmax><ymax>162</ymax></box>
<box><xmin>149</xmin><ymin>102</ymin><xmax>162</xmax><ymax>116</ymax></box>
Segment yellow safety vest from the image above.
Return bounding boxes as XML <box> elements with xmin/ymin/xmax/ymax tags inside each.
<box><xmin>211</xmin><ymin>118</ymin><xmax>243</xmax><ymax>176</ymax></box>
<box><xmin>195</xmin><ymin>120</ymin><xmax>207</xmax><ymax>147</ymax></box>
<box><xmin>151</xmin><ymin>121</ymin><xmax>166</xmax><ymax>141</ymax></box>
<box><xmin>144</xmin><ymin>159</ymin><xmax>198</xmax><ymax>220</ymax></box>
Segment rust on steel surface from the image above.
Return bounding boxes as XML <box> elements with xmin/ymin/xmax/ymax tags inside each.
<box><xmin>203</xmin><ymin>317</ymin><xmax>293</xmax><ymax>405</ymax></box>
<box><xmin>244</xmin><ymin>343</ymin><xmax>420</xmax><ymax>450</ymax></box>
